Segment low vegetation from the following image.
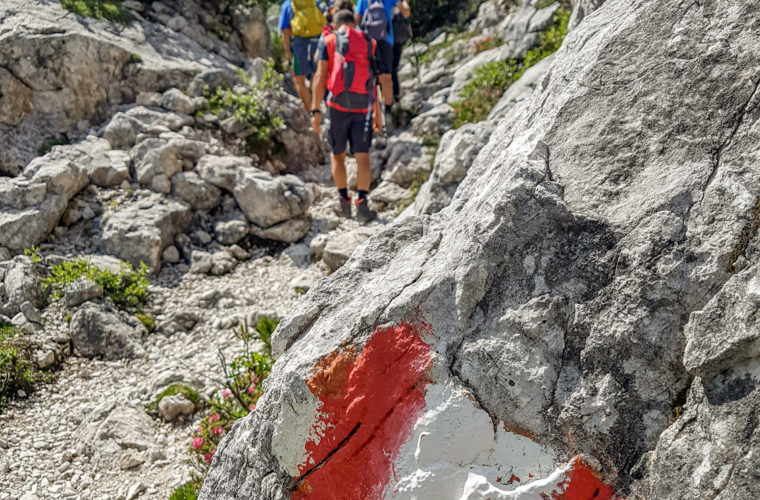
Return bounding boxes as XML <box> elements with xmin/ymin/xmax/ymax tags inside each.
<box><xmin>451</xmin><ymin>6</ymin><xmax>570</xmax><ymax>128</ymax></box>
<box><xmin>473</xmin><ymin>35</ymin><xmax>503</xmax><ymax>55</ymax></box>
<box><xmin>170</xmin><ymin>317</ymin><xmax>277</xmax><ymax>498</ymax></box>
<box><xmin>43</xmin><ymin>258</ymin><xmax>150</xmax><ymax>310</ymax></box>
<box><xmin>203</xmin><ymin>63</ymin><xmax>285</xmax><ymax>156</ymax></box>
<box><xmin>61</xmin><ymin>0</ymin><xmax>134</xmax><ymax>24</ymax></box>
<box><xmin>0</xmin><ymin>326</ymin><xmax>34</xmax><ymax>411</ymax></box>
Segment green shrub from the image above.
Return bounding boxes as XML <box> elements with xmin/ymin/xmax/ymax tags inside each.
<box><xmin>24</xmin><ymin>246</ymin><xmax>42</xmax><ymax>264</ymax></box>
<box><xmin>204</xmin><ymin>62</ymin><xmax>285</xmax><ymax>153</ymax></box>
<box><xmin>451</xmin><ymin>7</ymin><xmax>570</xmax><ymax>128</ymax></box>
<box><xmin>136</xmin><ymin>312</ymin><xmax>156</xmax><ymax>332</ymax></box>
<box><xmin>184</xmin><ymin>318</ymin><xmax>277</xmax><ymax>495</ymax></box>
<box><xmin>146</xmin><ymin>383</ymin><xmax>201</xmax><ymax>416</ymax></box>
<box><xmin>37</xmin><ymin>136</ymin><xmax>69</xmax><ymax>156</ymax></box>
<box><xmin>169</xmin><ymin>482</ymin><xmax>198</xmax><ymax>500</ymax></box>
<box><xmin>129</xmin><ymin>53</ymin><xmax>143</xmax><ymax>64</ymax></box>
<box><xmin>0</xmin><ymin>326</ymin><xmax>35</xmax><ymax>412</ymax></box>
<box><xmin>43</xmin><ymin>258</ymin><xmax>150</xmax><ymax>310</ymax></box>
<box><xmin>61</xmin><ymin>0</ymin><xmax>133</xmax><ymax>24</ymax></box>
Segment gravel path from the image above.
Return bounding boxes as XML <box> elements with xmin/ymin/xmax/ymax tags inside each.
<box><xmin>0</xmin><ymin>254</ymin><xmax>323</xmax><ymax>500</ymax></box>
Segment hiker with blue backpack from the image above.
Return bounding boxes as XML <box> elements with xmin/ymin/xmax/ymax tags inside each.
<box><xmin>310</xmin><ymin>9</ymin><xmax>381</xmax><ymax>223</ymax></box>
<box><xmin>279</xmin><ymin>0</ymin><xmax>327</xmax><ymax>111</ymax></box>
<box><xmin>355</xmin><ymin>0</ymin><xmax>410</xmax><ymax>132</ymax></box>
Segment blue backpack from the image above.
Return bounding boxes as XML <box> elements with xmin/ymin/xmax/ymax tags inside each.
<box><xmin>362</xmin><ymin>0</ymin><xmax>389</xmax><ymax>41</ymax></box>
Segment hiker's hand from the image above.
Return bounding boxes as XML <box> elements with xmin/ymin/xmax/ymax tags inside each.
<box><xmin>311</xmin><ymin>112</ymin><xmax>321</xmax><ymax>134</ymax></box>
<box><xmin>286</xmin><ymin>51</ymin><xmax>292</xmax><ymax>63</ymax></box>
<box><xmin>373</xmin><ymin>112</ymin><xmax>382</xmax><ymax>133</ymax></box>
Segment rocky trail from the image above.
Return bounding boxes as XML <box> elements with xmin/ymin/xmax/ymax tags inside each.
<box><xmin>4</xmin><ymin>0</ymin><xmax>758</xmax><ymax>499</ymax></box>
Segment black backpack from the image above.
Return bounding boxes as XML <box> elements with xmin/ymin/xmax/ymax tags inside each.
<box><xmin>392</xmin><ymin>10</ymin><xmax>412</xmax><ymax>45</ymax></box>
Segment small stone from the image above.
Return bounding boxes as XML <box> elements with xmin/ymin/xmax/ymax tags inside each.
<box><xmin>194</xmin><ymin>230</ymin><xmax>213</xmax><ymax>245</ymax></box>
<box><xmin>126</xmin><ymin>482</ymin><xmax>146</xmax><ymax>500</ymax></box>
<box><xmin>229</xmin><ymin>244</ymin><xmax>249</xmax><ymax>260</ymax></box>
<box><xmin>64</xmin><ymin>278</ymin><xmax>104</xmax><ymax>307</ymax></box>
<box><xmin>20</xmin><ymin>301</ymin><xmax>41</xmax><ymax>323</ymax></box>
<box><xmin>35</xmin><ymin>350</ymin><xmax>56</xmax><ymax>370</ymax></box>
<box><xmin>118</xmin><ymin>449</ymin><xmax>146</xmax><ymax>470</ymax></box>
<box><xmin>17</xmin><ymin>389</ymin><xmax>26</xmax><ymax>398</ymax></box>
<box><xmin>162</xmin><ymin>245</ymin><xmax>180</xmax><ymax>264</ymax></box>
<box><xmin>157</xmin><ymin>394</ymin><xmax>195</xmax><ymax>422</ymax></box>
<box><xmin>190</xmin><ymin>251</ymin><xmax>212</xmax><ymax>274</ymax></box>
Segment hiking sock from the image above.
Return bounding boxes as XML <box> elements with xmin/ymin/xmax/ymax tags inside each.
<box><xmin>339</xmin><ymin>188</ymin><xmax>349</xmax><ymax>200</ymax></box>
<box><xmin>358</xmin><ymin>190</ymin><xmax>368</xmax><ymax>201</ymax></box>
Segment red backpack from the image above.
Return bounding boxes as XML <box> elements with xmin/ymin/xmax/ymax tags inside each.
<box><xmin>326</xmin><ymin>27</ymin><xmax>376</xmax><ymax>113</ymax></box>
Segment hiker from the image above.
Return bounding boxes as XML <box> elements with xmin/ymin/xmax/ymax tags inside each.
<box><xmin>310</xmin><ymin>9</ymin><xmax>380</xmax><ymax>223</ymax></box>
<box><xmin>279</xmin><ymin>0</ymin><xmax>327</xmax><ymax>111</ymax></box>
<box><xmin>391</xmin><ymin>5</ymin><xmax>412</xmax><ymax>103</ymax></box>
<box><xmin>355</xmin><ymin>0</ymin><xmax>410</xmax><ymax>129</ymax></box>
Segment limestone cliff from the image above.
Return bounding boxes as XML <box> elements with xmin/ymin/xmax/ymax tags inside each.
<box><xmin>201</xmin><ymin>0</ymin><xmax>760</xmax><ymax>498</ymax></box>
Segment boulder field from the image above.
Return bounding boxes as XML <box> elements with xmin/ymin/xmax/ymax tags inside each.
<box><xmin>201</xmin><ymin>0</ymin><xmax>760</xmax><ymax>498</ymax></box>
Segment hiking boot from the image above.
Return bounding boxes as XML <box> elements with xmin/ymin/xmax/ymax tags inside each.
<box><xmin>355</xmin><ymin>197</ymin><xmax>377</xmax><ymax>223</ymax></box>
<box><xmin>337</xmin><ymin>196</ymin><xmax>352</xmax><ymax>217</ymax></box>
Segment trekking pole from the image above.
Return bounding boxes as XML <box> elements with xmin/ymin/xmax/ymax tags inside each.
<box><xmin>410</xmin><ymin>25</ymin><xmax>422</xmax><ymax>87</ymax></box>
<box><xmin>363</xmin><ymin>75</ymin><xmax>377</xmax><ymax>143</ymax></box>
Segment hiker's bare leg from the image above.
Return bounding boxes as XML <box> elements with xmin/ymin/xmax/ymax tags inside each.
<box><xmin>378</xmin><ymin>74</ymin><xmax>393</xmax><ymax>106</ymax></box>
<box><xmin>332</xmin><ymin>152</ymin><xmax>348</xmax><ymax>189</ymax></box>
<box><xmin>355</xmin><ymin>153</ymin><xmax>371</xmax><ymax>192</ymax></box>
<box><xmin>294</xmin><ymin>75</ymin><xmax>312</xmax><ymax>111</ymax></box>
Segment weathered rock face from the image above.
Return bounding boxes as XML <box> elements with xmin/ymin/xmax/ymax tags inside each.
<box><xmin>201</xmin><ymin>0</ymin><xmax>760</xmax><ymax>498</ymax></box>
<box><xmin>0</xmin><ymin>0</ymin><xmax>239</xmax><ymax>174</ymax></box>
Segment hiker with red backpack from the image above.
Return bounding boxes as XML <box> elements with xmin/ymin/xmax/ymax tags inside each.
<box><xmin>279</xmin><ymin>0</ymin><xmax>327</xmax><ymax>111</ymax></box>
<box><xmin>310</xmin><ymin>9</ymin><xmax>380</xmax><ymax>223</ymax></box>
<box><xmin>355</xmin><ymin>0</ymin><xmax>410</xmax><ymax>131</ymax></box>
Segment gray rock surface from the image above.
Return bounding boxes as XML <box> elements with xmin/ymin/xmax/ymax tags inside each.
<box><xmin>234</xmin><ymin>171</ymin><xmax>313</xmax><ymax>228</ymax></box>
<box><xmin>201</xmin><ymin>0</ymin><xmax>760</xmax><ymax>498</ymax></box>
<box><xmin>406</xmin><ymin>121</ymin><xmax>495</xmax><ymax>216</ymax></box>
<box><xmin>70</xmin><ymin>303</ymin><xmax>145</xmax><ymax>360</ymax></box>
<box><xmin>0</xmin><ymin>0</ymin><xmax>238</xmax><ymax>174</ymax></box>
<box><xmin>102</xmin><ymin>193</ymin><xmax>192</xmax><ymax>272</ymax></box>
<box><xmin>321</xmin><ymin>227</ymin><xmax>376</xmax><ymax>272</ymax></box>
<box><xmin>64</xmin><ymin>278</ymin><xmax>104</xmax><ymax>308</ymax></box>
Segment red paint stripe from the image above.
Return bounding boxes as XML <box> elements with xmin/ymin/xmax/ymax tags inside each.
<box><xmin>292</xmin><ymin>321</ymin><xmax>434</xmax><ymax>500</ymax></box>
<box><xmin>552</xmin><ymin>458</ymin><xmax>616</xmax><ymax>500</ymax></box>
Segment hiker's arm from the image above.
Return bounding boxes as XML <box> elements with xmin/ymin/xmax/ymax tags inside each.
<box><xmin>354</xmin><ymin>13</ymin><xmax>362</xmax><ymax>25</ymax></box>
<box><xmin>311</xmin><ymin>60</ymin><xmax>329</xmax><ymax>133</ymax></box>
<box><xmin>398</xmin><ymin>0</ymin><xmax>410</xmax><ymax>17</ymax></box>
<box><xmin>282</xmin><ymin>29</ymin><xmax>292</xmax><ymax>61</ymax></box>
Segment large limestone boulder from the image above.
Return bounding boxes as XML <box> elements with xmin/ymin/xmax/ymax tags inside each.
<box><xmin>0</xmin><ymin>0</ymin><xmax>238</xmax><ymax>174</ymax></box>
<box><xmin>234</xmin><ymin>171</ymin><xmax>313</xmax><ymax>229</ymax></box>
<box><xmin>0</xmin><ymin>155</ymin><xmax>88</xmax><ymax>251</ymax></box>
<box><xmin>102</xmin><ymin>193</ymin><xmax>192</xmax><ymax>272</ymax></box>
<box><xmin>201</xmin><ymin>0</ymin><xmax>760</xmax><ymax>498</ymax></box>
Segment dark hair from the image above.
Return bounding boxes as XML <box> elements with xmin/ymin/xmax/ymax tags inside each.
<box><xmin>334</xmin><ymin>0</ymin><xmax>353</xmax><ymax>11</ymax></box>
<box><xmin>334</xmin><ymin>9</ymin><xmax>355</xmax><ymax>27</ymax></box>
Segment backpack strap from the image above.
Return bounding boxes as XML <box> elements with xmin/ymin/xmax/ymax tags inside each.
<box><xmin>364</xmin><ymin>31</ymin><xmax>377</xmax><ymax>76</ymax></box>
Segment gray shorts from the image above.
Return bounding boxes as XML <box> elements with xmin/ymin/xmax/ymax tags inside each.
<box><xmin>291</xmin><ymin>36</ymin><xmax>319</xmax><ymax>77</ymax></box>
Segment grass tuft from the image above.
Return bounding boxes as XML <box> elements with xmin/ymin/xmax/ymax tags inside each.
<box><xmin>61</xmin><ymin>0</ymin><xmax>134</xmax><ymax>24</ymax></box>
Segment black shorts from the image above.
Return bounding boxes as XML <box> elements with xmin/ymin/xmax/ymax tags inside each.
<box><xmin>328</xmin><ymin>107</ymin><xmax>373</xmax><ymax>155</ymax></box>
<box><xmin>375</xmin><ymin>40</ymin><xmax>393</xmax><ymax>75</ymax></box>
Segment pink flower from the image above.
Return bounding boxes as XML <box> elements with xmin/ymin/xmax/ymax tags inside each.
<box><xmin>249</xmin><ymin>404</ymin><xmax>256</xmax><ymax>412</ymax></box>
<box><xmin>250</xmin><ymin>374</ymin><xmax>260</xmax><ymax>384</ymax></box>
<box><xmin>222</xmin><ymin>389</ymin><xmax>231</xmax><ymax>398</ymax></box>
<box><xmin>203</xmin><ymin>453</ymin><xmax>213</xmax><ymax>462</ymax></box>
<box><xmin>212</xmin><ymin>426</ymin><xmax>224</xmax><ymax>435</ymax></box>
<box><xmin>247</xmin><ymin>386</ymin><xmax>255</xmax><ymax>394</ymax></box>
<box><xmin>193</xmin><ymin>437</ymin><xmax>204</xmax><ymax>449</ymax></box>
